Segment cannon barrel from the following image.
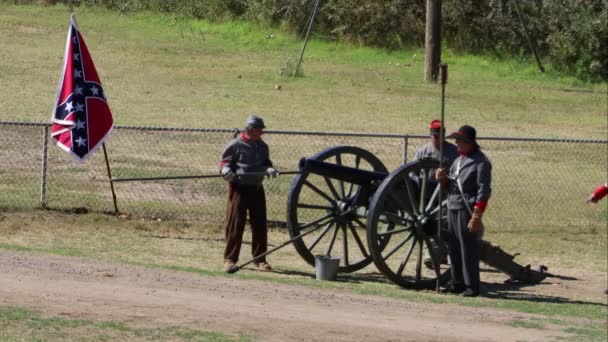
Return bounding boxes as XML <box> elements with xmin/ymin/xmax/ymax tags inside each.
<box><xmin>298</xmin><ymin>158</ymin><xmax>388</xmax><ymax>185</ymax></box>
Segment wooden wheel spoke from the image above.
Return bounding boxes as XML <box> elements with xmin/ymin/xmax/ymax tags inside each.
<box><xmin>334</xmin><ymin>154</ymin><xmax>346</xmax><ymax>198</ymax></box>
<box><xmin>415</xmin><ymin>240</ymin><xmax>423</xmax><ymax>282</ymax></box>
<box><xmin>424</xmin><ymin>236</ymin><xmax>442</xmax><ymax>279</ymax></box>
<box><xmin>419</xmin><ymin>169</ymin><xmax>428</xmax><ymax>214</ymax></box>
<box><xmin>396</xmin><ymin>236</ymin><xmax>417</xmax><ymax>276</ymax></box>
<box><xmin>425</xmin><ymin>184</ymin><xmax>441</xmax><ymax>213</ymax></box>
<box><xmin>298</xmin><ymin>212</ymin><xmax>334</xmax><ymax>230</ymax></box>
<box><xmin>403</xmin><ymin>178</ymin><xmax>420</xmax><ymax>216</ymax></box>
<box><xmin>428</xmin><ymin>199</ymin><xmax>448</xmax><ymax>216</ymax></box>
<box><xmin>308</xmin><ymin>220</ymin><xmax>335</xmax><ymax>252</ymax></box>
<box><xmin>323</xmin><ymin>176</ymin><xmax>341</xmax><ymax>200</ymax></box>
<box><xmin>353</xmin><ymin>217</ymin><xmax>367</xmax><ymax>230</ymax></box>
<box><xmin>387</xmin><ymin>191</ymin><xmax>415</xmax><ymax>217</ymax></box>
<box><xmin>325</xmin><ymin>223</ymin><xmax>340</xmax><ymax>256</ymax></box>
<box><xmin>298</xmin><ymin>203</ymin><xmax>333</xmax><ymax>210</ymax></box>
<box><xmin>346</xmin><ymin>155</ymin><xmax>362</xmax><ymax>198</ymax></box>
<box><xmin>383</xmin><ymin>231</ymin><xmax>414</xmax><ymax>261</ymax></box>
<box><xmin>379</xmin><ymin>211</ymin><xmax>411</xmax><ymax>226</ymax></box>
<box><xmin>376</xmin><ymin>224</ymin><xmax>413</xmax><ymax>237</ymax></box>
<box><xmin>304</xmin><ymin>180</ymin><xmax>336</xmax><ymax>205</ymax></box>
<box><xmin>347</xmin><ymin>222</ymin><xmax>369</xmax><ymax>258</ymax></box>
<box><xmin>342</xmin><ymin>225</ymin><xmax>349</xmax><ymax>266</ymax></box>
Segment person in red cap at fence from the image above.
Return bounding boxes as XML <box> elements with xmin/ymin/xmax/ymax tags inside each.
<box><xmin>412</xmin><ymin>119</ymin><xmax>458</xmax><ymax>268</ymax></box>
<box><xmin>586</xmin><ymin>182</ymin><xmax>608</xmax><ymax>204</ymax></box>
<box><xmin>586</xmin><ymin>181</ymin><xmax>607</xmax><ymax>294</ymax></box>
<box><xmin>413</xmin><ymin>119</ymin><xmax>459</xmax><ymax>165</ymax></box>
<box><xmin>219</xmin><ymin>115</ymin><xmax>279</xmax><ymax>273</ymax></box>
<box><xmin>435</xmin><ymin>125</ymin><xmax>492</xmax><ymax>297</ymax></box>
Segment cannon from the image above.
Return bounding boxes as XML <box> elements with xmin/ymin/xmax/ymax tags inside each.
<box><xmin>287</xmin><ymin>146</ymin><xmax>548</xmax><ymax>289</ymax></box>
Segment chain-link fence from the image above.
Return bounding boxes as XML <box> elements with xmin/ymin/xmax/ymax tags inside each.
<box><xmin>1</xmin><ymin>121</ymin><xmax>606</xmax><ymax>232</ymax></box>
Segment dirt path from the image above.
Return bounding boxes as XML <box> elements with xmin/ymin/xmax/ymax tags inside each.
<box><xmin>0</xmin><ymin>250</ymin><xmax>574</xmax><ymax>341</ymax></box>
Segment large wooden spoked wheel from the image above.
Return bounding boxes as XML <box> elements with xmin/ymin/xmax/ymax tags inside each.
<box><xmin>367</xmin><ymin>158</ymin><xmax>451</xmax><ymax>288</ymax></box>
<box><xmin>287</xmin><ymin>146</ymin><xmax>389</xmax><ymax>273</ymax></box>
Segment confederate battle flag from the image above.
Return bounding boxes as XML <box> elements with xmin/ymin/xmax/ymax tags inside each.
<box><xmin>51</xmin><ymin>15</ymin><xmax>113</xmax><ymax>161</ymax></box>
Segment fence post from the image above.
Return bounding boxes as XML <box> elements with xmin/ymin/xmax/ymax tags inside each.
<box><xmin>39</xmin><ymin>125</ymin><xmax>49</xmax><ymax>209</ymax></box>
<box><xmin>402</xmin><ymin>135</ymin><xmax>409</xmax><ymax>164</ymax></box>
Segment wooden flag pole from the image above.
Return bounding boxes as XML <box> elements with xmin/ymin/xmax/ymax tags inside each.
<box><xmin>102</xmin><ymin>143</ymin><xmax>119</xmax><ymax>214</ymax></box>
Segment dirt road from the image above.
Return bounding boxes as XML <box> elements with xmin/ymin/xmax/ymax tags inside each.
<box><xmin>0</xmin><ymin>250</ymin><xmax>574</xmax><ymax>341</ymax></box>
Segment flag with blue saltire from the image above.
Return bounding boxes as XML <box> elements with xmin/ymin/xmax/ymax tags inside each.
<box><xmin>51</xmin><ymin>15</ymin><xmax>113</xmax><ymax>162</ymax></box>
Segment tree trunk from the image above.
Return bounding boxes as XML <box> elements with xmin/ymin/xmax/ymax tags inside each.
<box><xmin>424</xmin><ymin>0</ymin><xmax>442</xmax><ymax>82</ymax></box>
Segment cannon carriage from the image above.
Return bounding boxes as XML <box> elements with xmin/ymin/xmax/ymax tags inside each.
<box><xmin>287</xmin><ymin>145</ymin><xmax>548</xmax><ymax>289</ymax></box>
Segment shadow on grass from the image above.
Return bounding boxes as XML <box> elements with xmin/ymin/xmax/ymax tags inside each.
<box><xmin>481</xmin><ymin>280</ymin><xmax>607</xmax><ymax>308</ymax></box>
<box><xmin>273</xmin><ymin>265</ymin><xmax>606</xmax><ymax>309</ymax></box>
<box><xmin>337</xmin><ymin>272</ymin><xmax>395</xmax><ymax>285</ymax></box>
<box><xmin>271</xmin><ymin>268</ymin><xmax>392</xmax><ymax>285</ymax></box>
<box><xmin>141</xmin><ymin>235</ymin><xmax>278</xmax><ymax>247</ymax></box>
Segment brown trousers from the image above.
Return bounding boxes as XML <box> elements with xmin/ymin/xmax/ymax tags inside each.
<box><xmin>223</xmin><ymin>183</ymin><xmax>268</xmax><ymax>263</ymax></box>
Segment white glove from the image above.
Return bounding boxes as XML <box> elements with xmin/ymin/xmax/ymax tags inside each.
<box><xmin>221</xmin><ymin>166</ymin><xmax>235</xmax><ymax>181</ymax></box>
<box><xmin>266</xmin><ymin>167</ymin><xmax>279</xmax><ymax>178</ymax></box>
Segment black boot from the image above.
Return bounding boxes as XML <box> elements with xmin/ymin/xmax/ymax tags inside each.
<box><xmin>460</xmin><ymin>288</ymin><xmax>480</xmax><ymax>297</ymax></box>
<box><xmin>441</xmin><ymin>282</ymin><xmax>465</xmax><ymax>294</ymax></box>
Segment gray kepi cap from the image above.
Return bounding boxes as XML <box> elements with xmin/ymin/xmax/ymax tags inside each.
<box><xmin>245</xmin><ymin>114</ymin><xmax>266</xmax><ymax>129</ymax></box>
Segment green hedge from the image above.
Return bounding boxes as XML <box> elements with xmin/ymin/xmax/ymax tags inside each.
<box><xmin>12</xmin><ymin>0</ymin><xmax>608</xmax><ymax>81</ymax></box>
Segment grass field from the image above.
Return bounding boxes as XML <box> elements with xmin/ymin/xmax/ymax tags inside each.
<box><xmin>0</xmin><ymin>210</ymin><xmax>606</xmax><ymax>317</ymax></box>
<box><xmin>0</xmin><ymin>305</ymin><xmax>251</xmax><ymax>341</ymax></box>
<box><xmin>0</xmin><ymin>3</ymin><xmax>606</xmax><ymax>139</ymax></box>
<box><xmin>0</xmin><ymin>210</ymin><xmax>606</xmax><ymax>341</ymax></box>
<box><xmin>0</xmin><ymin>3</ymin><xmax>607</xmax><ymax>341</ymax></box>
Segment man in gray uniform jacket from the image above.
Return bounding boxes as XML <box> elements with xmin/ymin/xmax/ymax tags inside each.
<box><xmin>219</xmin><ymin>115</ymin><xmax>279</xmax><ymax>273</ymax></box>
<box><xmin>412</xmin><ymin>119</ymin><xmax>459</xmax><ymax>167</ymax></box>
<box><xmin>413</xmin><ymin>119</ymin><xmax>459</xmax><ymax>268</ymax></box>
<box><xmin>436</xmin><ymin>125</ymin><xmax>492</xmax><ymax>297</ymax></box>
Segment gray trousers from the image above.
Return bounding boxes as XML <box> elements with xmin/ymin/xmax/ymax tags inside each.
<box><xmin>447</xmin><ymin>208</ymin><xmax>481</xmax><ymax>292</ymax></box>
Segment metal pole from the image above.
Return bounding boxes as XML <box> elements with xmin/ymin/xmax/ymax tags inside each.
<box><xmin>227</xmin><ymin>223</ymin><xmax>325</xmax><ymax>274</ymax></box>
<box><xmin>403</xmin><ymin>135</ymin><xmax>409</xmax><ymax>164</ymax></box>
<box><xmin>111</xmin><ymin>171</ymin><xmax>301</xmax><ymax>183</ymax></box>
<box><xmin>39</xmin><ymin>126</ymin><xmax>49</xmax><ymax>209</ymax></box>
<box><xmin>436</xmin><ymin>64</ymin><xmax>448</xmax><ymax>292</ymax></box>
<box><xmin>102</xmin><ymin>143</ymin><xmax>119</xmax><ymax>214</ymax></box>
<box><xmin>511</xmin><ymin>0</ymin><xmax>545</xmax><ymax>73</ymax></box>
<box><xmin>293</xmin><ymin>0</ymin><xmax>320</xmax><ymax>77</ymax></box>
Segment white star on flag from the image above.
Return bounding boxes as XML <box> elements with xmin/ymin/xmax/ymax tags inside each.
<box><xmin>65</xmin><ymin>101</ymin><xmax>74</xmax><ymax>112</ymax></box>
<box><xmin>74</xmin><ymin>85</ymin><xmax>83</xmax><ymax>95</ymax></box>
<box><xmin>74</xmin><ymin>69</ymin><xmax>82</xmax><ymax>78</ymax></box>
<box><xmin>75</xmin><ymin>119</ymin><xmax>86</xmax><ymax>130</ymax></box>
<box><xmin>75</xmin><ymin>103</ymin><xmax>84</xmax><ymax>112</ymax></box>
<box><xmin>73</xmin><ymin>53</ymin><xmax>80</xmax><ymax>61</ymax></box>
<box><xmin>75</xmin><ymin>136</ymin><xmax>87</xmax><ymax>147</ymax></box>
<box><xmin>90</xmin><ymin>85</ymin><xmax>99</xmax><ymax>95</ymax></box>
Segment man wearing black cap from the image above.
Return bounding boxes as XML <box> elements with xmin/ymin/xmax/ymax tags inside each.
<box><xmin>412</xmin><ymin>120</ymin><xmax>459</xmax><ymax>268</ymax></box>
<box><xmin>219</xmin><ymin>115</ymin><xmax>279</xmax><ymax>273</ymax></box>
<box><xmin>435</xmin><ymin>125</ymin><xmax>492</xmax><ymax>297</ymax></box>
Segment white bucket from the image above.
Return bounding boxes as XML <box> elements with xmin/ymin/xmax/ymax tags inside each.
<box><xmin>314</xmin><ymin>255</ymin><xmax>340</xmax><ymax>281</ymax></box>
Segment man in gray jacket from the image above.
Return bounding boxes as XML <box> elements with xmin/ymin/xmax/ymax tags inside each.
<box><xmin>219</xmin><ymin>115</ymin><xmax>279</xmax><ymax>273</ymax></box>
<box><xmin>436</xmin><ymin>125</ymin><xmax>492</xmax><ymax>297</ymax></box>
<box><xmin>412</xmin><ymin>120</ymin><xmax>459</xmax><ymax>268</ymax></box>
<box><xmin>412</xmin><ymin>119</ymin><xmax>459</xmax><ymax>166</ymax></box>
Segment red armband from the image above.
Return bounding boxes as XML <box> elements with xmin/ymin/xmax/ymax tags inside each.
<box><xmin>474</xmin><ymin>201</ymin><xmax>488</xmax><ymax>212</ymax></box>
